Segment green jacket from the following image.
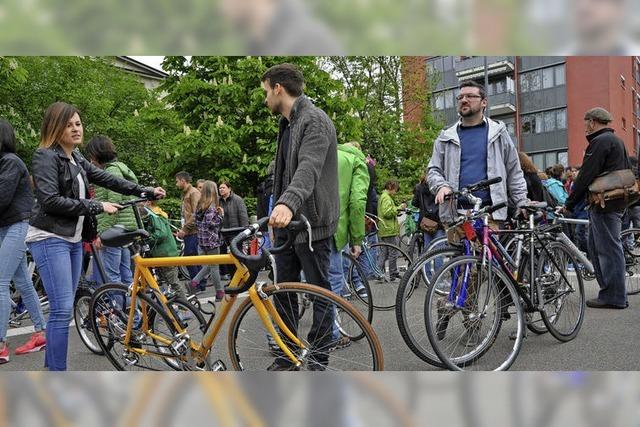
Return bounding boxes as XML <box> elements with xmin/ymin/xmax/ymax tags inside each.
<box><xmin>143</xmin><ymin>209</ymin><xmax>179</xmax><ymax>257</ymax></box>
<box><xmin>334</xmin><ymin>144</ymin><xmax>370</xmax><ymax>250</ymax></box>
<box><xmin>377</xmin><ymin>190</ymin><xmax>400</xmax><ymax>238</ymax></box>
<box><xmin>95</xmin><ymin>161</ymin><xmax>139</xmax><ymax>233</ymax></box>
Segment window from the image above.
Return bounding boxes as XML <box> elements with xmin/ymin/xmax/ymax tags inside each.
<box><xmin>520</xmin><ymin>74</ymin><xmax>529</xmax><ymax>93</ymax></box>
<box><xmin>434</xmin><ymin>93</ymin><xmax>444</xmax><ymax>110</ymax></box>
<box><xmin>529</xmin><ymin>71</ymin><xmax>541</xmax><ymax>91</ymax></box>
<box><xmin>543</xmin><ymin>111</ymin><xmax>556</xmax><ymax>132</ymax></box>
<box><xmin>521</xmin><ymin>116</ymin><xmax>531</xmax><ymax>134</ymax></box>
<box><xmin>444</xmin><ymin>89</ymin><xmax>454</xmax><ymax>109</ymax></box>
<box><xmin>558</xmin><ymin>151</ymin><xmax>568</xmax><ymax>167</ymax></box>
<box><xmin>622</xmin><ymin>117</ymin><xmax>627</xmax><ymax>130</ymax></box>
<box><xmin>556</xmin><ymin>109</ymin><xmax>567</xmax><ymax>129</ymax></box>
<box><xmin>506</xmin><ymin>76</ymin><xmax>515</xmax><ymax>93</ymax></box>
<box><xmin>554</xmin><ymin>65</ymin><xmax>566</xmax><ymax>86</ymax></box>
<box><xmin>506</xmin><ymin>122</ymin><xmax>516</xmax><ymax>137</ymax></box>
<box><xmin>534</xmin><ymin>113</ymin><xmax>544</xmax><ymax>133</ymax></box>
<box><xmin>532</xmin><ymin>153</ymin><xmax>544</xmax><ymax>170</ymax></box>
<box><xmin>542</xmin><ymin>68</ymin><xmax>554</xmax><ymax>89</ymax></box>
<box><xmin>621</xmin><ymin>75</ymin><xmax>626</xmax><ymax>89</ymax></box>
<box><xmin>545</xmin><ymin>152</ymin><xmax>556</xmax><ymax>167</ymax></box>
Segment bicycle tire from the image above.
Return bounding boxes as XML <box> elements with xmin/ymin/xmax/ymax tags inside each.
<box><xmin>537</xmin><ymin>242</ymin><xmax>585</xmax><ymax>342</ymax></box>
<box><xmin>342</xmin><ymin>251</ymin><xmax>374</xmax><ymax>340</ymax></box>
<box><xmin>227</xmin><ymin>282</ymin><xmax>384</xmax><ymax>371</ymax></box>
<box><xmin>424</xmin><ymin>256</ymin><xmax>525</xmax><ymax>371</ymax></box>
<box><xmin>89</xmin><ymin>283</ymin><xmax>183</xmax><ymax>371</ymax></box>
<box><xmin>515</xmin><ymin>250</ymin><xmax>548</xmax><ymax>335</ymax></box>
<box><xmin>621</xmin><ymin>228</ymin><xmax>640</xmax><ymax>295</ymax></box>
<box><xmin>74</xmin><ymin>289</ymin><xmax>104</xmax><ymax>355</ymax></box>
<box><xmin>354</xmin><ymin>242</ymin><xmax>411</xmax><ymax>311</ymax></box>
<box><xmin>395</xmin><ymin>246</ymin><xmax>463</xmax><ymax>368</ymax></box>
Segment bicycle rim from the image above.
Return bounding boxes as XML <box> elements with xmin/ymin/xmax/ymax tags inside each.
<box><xmin>74</xmin><ymin>290</ymin><xmax>104</xmax><ymax>355</ymax></box>
<box><xmin>395</xmin><ymin>246</ymin><xmax>462</xmax><ymax>368</ymax></box>
<box><xmin>364</xmin><ymin>242</ymin><xmax>411</xmax><ymax>311</ymax></box>
<box><xmin>538</xmin><ymin>243</ymin><xmax>585</xmax><ymax>342</ymax></box>
<box><xmin>425</xmin><ymin>256</ymin><xmax>524</xmax><ymax>371</ymax></box>
<box><xmin>89</xmin><ymin>283</ymin><xmax>183</xmax><ymax>371</ymax></box>
<box><xmin>227</xmin><ymin>282</ymin><xmax>384</xmax><ymax>371</ymax></box>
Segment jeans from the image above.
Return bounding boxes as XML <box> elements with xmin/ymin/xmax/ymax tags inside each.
<box><xmin>193</xmin><ymin>246</ymin><xmax>222</xmax><ymax>291</ymax></box>
<box><xmin>274</xmin><ymin>236</ymin><xmax>333</xmax><ymax>365</ymax></box>
<box><xmin>0</xmin><ymin>221</ymin><xmax>46</xmax><ymax>341</ymax></box>
<box><xmin>28</xmin><ymin>237</ymin><xmax>83</xmax><ymax>371</ymax></box>
<box><xmin>422</xmin><ymin>229</ymin><xmax>446</xmax><ymax>280</ymax></box>
<box><xmin>183</xmin><ymin>234</ymin><xmax>204</xmax><ymax>284</ymax></box>
<box><xmin>588</xmin><ymin>209</ymin><xmax>627</xmax><ymax>306</ymax></box>
<box><xmin>359</xmin><ymin>234</ymin><xmax>378</xmax><ymax>278</ymax></box>
<box><xmin>93</xmin><ymin>246</ymin><xmax>133</xmax><ymax>285</ymax></box>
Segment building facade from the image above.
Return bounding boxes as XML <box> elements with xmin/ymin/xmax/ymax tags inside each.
<box><xmin>420</xmin><ymin>56</ymin><xmax>640</xmax><ymax>170</ymax></box>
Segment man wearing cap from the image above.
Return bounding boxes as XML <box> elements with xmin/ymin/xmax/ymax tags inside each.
<box><xmin>565</xmin><ymin>107</ymin><xmax>631</xmax><ymax>309</ymax></box>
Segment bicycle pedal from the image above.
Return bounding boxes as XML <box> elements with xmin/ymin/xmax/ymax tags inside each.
<box><xmin>211</xmin><ymin>360</ymin><xmax>227</xmax><ymax>371</ymax></box>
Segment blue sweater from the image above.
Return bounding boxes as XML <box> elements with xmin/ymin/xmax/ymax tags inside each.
<box><xmin>458</xmin><ymin>122</ymin><xmax>490</xmax><ymax>206</ymax></box>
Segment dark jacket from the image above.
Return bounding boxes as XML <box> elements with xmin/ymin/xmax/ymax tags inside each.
<box><xmin>523</xmin><ymin>171</ymin><xmax>544</xmax><ymax>202</ymax></box>
<box><xmin>412</xmin><ymin>182</ymin><xmax>439</xmax><ymax>223</ymax></box>
<box><xmin>220</xmin><ymin>192</ymin><xmax>249</xmax><ymax>229</ymax></box>
<box><xmin>256</xmin><ymin>174</ymin><xmax>274</xmax><ymax>219</ymax></box>
<box><xmin>29</xmin><ymin>146</ymin><xmax>150</xmax><ymax>237</ymax></box>
<box><xmin>366</xmin><ymin>162</ymin><xmax>378</xmax><ymax>216</ymax></box>
<box><xmin>565</xmin><ymin>128</ymin><xmax>630</xmax><ymax>213</ymax></box>
<box><xmin>273</xmin><ymin>96</ymin><xmax>339</xmax><ymax>243</ymax></box>
<box><xmin>0</xmin><ymin>153</ymin><xmax>34</xmax><ymax>228</ymax></box>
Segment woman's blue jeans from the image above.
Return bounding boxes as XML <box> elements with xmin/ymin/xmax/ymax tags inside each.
<box><xmin>28</xmin><ymin>237</ymin><xmax>83</xmax><ymax>371</ymax></box>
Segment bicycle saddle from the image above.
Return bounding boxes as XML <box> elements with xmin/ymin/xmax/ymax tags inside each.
<box><xmin>100</xmin><ymin>225</ymin><xmax>149</xmax><ymax>248</ymax></box>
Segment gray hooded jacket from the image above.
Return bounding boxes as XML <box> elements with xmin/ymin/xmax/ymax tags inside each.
<box><xmin>427</xmin><ymin>117</ymin><xmax>528</xmax><ymax>223</ymax></box>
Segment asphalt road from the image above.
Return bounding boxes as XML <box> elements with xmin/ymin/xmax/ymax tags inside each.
<box><xmin>4</xmin><ymin>276</ymin><xmax>640</xmax><ymax>371</ymax></box>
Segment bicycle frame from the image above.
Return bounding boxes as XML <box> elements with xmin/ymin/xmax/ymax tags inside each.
<box><xmin>121</xmin><ymin>252</ymin><xmax>308</xmax><ymax>368</ymax></box>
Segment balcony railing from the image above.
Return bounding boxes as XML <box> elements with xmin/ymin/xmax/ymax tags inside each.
<box><xmin>488</xmin><ymin>91</ymin><xmax>516</xmax><ymax>116</ymax></box>
<box><xmin>455</xmin><ymin>56</ymin><xmax>515</xmax><ymax>80</ymax></box>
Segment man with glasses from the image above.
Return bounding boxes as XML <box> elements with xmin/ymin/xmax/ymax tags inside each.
<box><xmin>427</xmin><ymin>80</ymin><xmax>528</xmax><ymax>344</ymax></box>
<box><xmin>427</xmin><ymin>80</ymin><xmax>527</xmax><ymax>225</ymax></box>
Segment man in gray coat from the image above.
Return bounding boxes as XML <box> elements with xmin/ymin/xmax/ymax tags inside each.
<box><xmin>261</xmin><ymin>63</ymin><xmax>339</xmax><ymax>370</ymax></box>
<box><xmin>427</xmin><ymin>80</ymin><xmax>528</xmax><ymax>224</ymax></box>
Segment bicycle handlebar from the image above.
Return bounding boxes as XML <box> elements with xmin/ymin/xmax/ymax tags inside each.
<box><xmin>117</xmin><ymin>193</ymin><xmax>159</xmax><ymax>209</ymax></box>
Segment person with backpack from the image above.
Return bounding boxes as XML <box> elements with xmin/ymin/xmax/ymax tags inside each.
<box><xmin>544</xmin><ymin>164</ymin><xmax>569</xmax><ymax>205</ymax></box>
<box><xmin>142</xmin><ymin>201</ymin><xmax>186</xmax><ymax>298</ymax></box>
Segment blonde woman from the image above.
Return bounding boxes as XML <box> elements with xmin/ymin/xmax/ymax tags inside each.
<box><xmin>26</xmin><ymin>102</ymin><xmax>165</xmax><ymax>370</ymax></box>
<box><xmin>193</xmin><ymin>180</ymin><xmax>225</xmax><ymax>301</ymax></box>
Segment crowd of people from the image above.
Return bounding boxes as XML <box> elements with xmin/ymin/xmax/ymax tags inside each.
<box><xmin>1</xmin><ymin>62</ymin><xmax>637</xmax><ymax>371</ymax></box>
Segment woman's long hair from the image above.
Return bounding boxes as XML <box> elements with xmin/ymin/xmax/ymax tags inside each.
<box><xmin>40</xmin><ymin>102</ymin><xmax>81</xmax><ymax>149</ymax></box>
<box><xmin>518</xmin><ymin>151</ymin><xmax>538</xmax><ymax>175</ymax></box>
<box><xmin>197</xmin><ymin>180</ymin><xmax>221</xmax><ymax>213</ymax></box>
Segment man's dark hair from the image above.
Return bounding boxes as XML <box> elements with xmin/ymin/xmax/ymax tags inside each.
<box><xmin>85</xmin><ymin>135</ymin><xmax>117</xmax><ymax>165</ymax></box>
<box><xmin>220</xmin><ymin>180</ymin><xmax>232</xmax><ymax>189</ymax></box>
<box><xmin>548</xmin><ymin>164</ymin><xmax>565</xmax><ymax>180</ymax></box>
<box><xmin>261</xmin><ymin>63</ymin><xmax>304</xmax><ymax>97</ymax></box>
<box><xmin>459</xmin><ymin>80</ymin><xmax>487</xmax><ymax>99</ymax></box>
<box><xmin>384</xmin><ymin>179</ymin><xmax>399</xmax><ymax>191</ymax></box>
<box><xmin>0</xmin><ymin>119</ymin><xmax>17</xmax><ymax>153</ymax></box>
<box><xmin>175</xmin><ymin>171</ymin><xmax>192</xmax><ymax>183</ymax></box>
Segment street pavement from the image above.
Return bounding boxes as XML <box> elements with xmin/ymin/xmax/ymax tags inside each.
<box><xmin>3</xmin><ymin>279</ymin><xmax>640</xmax><ymax>371</ymax></box>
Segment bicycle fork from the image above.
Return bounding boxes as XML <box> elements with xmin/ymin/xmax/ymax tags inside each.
<box><xmin>248</xmin><ymin>284</ymin><xmax>307</xmax><ymax>367</ymax></box>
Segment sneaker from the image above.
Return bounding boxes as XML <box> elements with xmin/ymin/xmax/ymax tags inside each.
<box><xmin>15</xmin><ymin>332</ymin><xmax>46</xmax><ymax>355</ymax></box>
<box><xmin>435</xmin><ymin>298</ymin><xmax>453</xmax><ymax>340</ymax></box>
<box><xmin>215</xmin><ymin>290</ymin><xmax>225</xmax><ymax>302</ymax></box>
<box><xmin>356</xmin><ymin>287</ymin><xmax>369</xmax><ymax>300</ymax></box>
<box><xmin>189</xmin><ymin>280</ymin><xmax>203</xmax><ymax>295</ymax></box>
<box><xmin>267</xmin><ymin>359</ymin><xmax>300</xmax><ymax>371</ymax></box>
<box><xmin>329</xmin><ymin>336</ymin><xmax>351</xmax><ymax>352</ymax></box>
<box><xmin>0</xmin><ymin>344</ymin><xmax>9</xmax><ymax>364</ymax></box>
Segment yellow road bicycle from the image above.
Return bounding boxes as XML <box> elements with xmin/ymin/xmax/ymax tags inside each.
<box><xmin>88</xmin><ymin>198</ymin><xmax>384</xmax><ymax>371</ymax></box>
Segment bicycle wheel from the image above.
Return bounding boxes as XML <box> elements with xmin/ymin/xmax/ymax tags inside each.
<box><xmin>74</xmin><ymin>289</ymin><xmax>104</xmax><ymax>355</ymax></box>
<box><xmin>228</xmin><ymin>282</ymin><xmax>384</xmax><ymax>371</ymax></box>
<box><xmin>537</xmin><ymin>242</ymin><xmax>585</xmax><ymax>342</ymax></box>
<box><xmin>395</xmin><ymin>246</ymin><xmax>462</xmax><ymax>368</ymax></box>
<box><xmin>154</xmin><ymin>296</ymin><xmax>208</xmax><ymax>370</ymax></box>
<box><xmin>516</xmin><ymin>250</ymin><xmax>548</xmax><ymax>335</ymax></box>
<box><xmin>425</xmin><ymin>256</ymin><xmax>525</xmax><ymax>371</ymax></box>
<box><xmin>354</xmin><ymin>242</ymin><xmax>411</xmax><ymax>311</ymax></box>
<box><xmin>621</xmin><ymin>228</ymin><xmax>640</xmax><ymax>295</ymax></box>
<box><xmin>342</xmin><ymin>251</ymin><xmax>373</xmax><ymax>340</ymax></box>
<box><xmin>89</xmin><ymin>283</ymin><xmax>183</xmax><ymax>371</ymax></box>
